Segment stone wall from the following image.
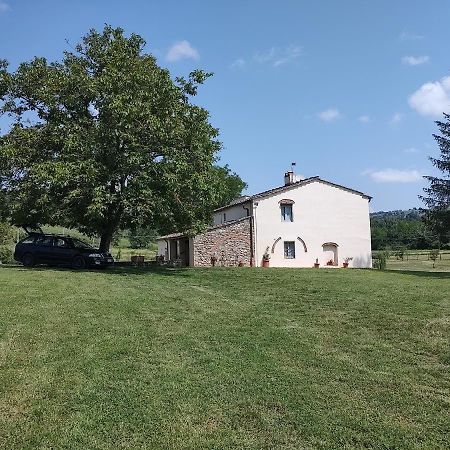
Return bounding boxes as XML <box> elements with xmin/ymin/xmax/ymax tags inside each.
<box><xmin>193</xmin><ymin>217</ymin><xmax>252</xmax><ymax>267</ymax></box>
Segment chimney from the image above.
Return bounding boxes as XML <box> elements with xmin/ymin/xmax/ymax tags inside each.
<box><xmin>284</xmin><ymin>170</ymin><xmax>294</xmax><ymax>186</ymax></box>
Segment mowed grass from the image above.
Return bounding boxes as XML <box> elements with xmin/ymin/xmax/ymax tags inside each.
<box><xmin>0</xmin><ymin>267</ymin><xmax>449</xmax><ymax>449</ymax></box>
<box><xmin>386</xmin><ymin>255</ymin><xmax>450</xmax><ymax>272</ymax></box>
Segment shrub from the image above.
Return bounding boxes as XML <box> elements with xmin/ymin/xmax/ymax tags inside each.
<box><xmin>429</xmin><ymin>249</ymin><xmax>439</xmax><ymax>268</ymax></box>
<box><xmin>0</xmin><ymin>245</ymin><xmax>14</xmax><ymax>264</ymax></box>
<box><xmin>394</xmin><ymin>247</ymin><xmax>406</xmax><ymax>260</ymax></box>
<box><xmin>373</xmin><ymin>251</ymin><xmax>387</xmax><ymax>270</ymax></box>
<box><xmin>0</xmin><ymin>222</ymin><xmax>15</xmax><ymax>245</ymax></box>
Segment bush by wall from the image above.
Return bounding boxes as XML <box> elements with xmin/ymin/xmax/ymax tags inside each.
<box><xmin>372</xmin><ymin>252</ymin><xmax>387</xmax><ymax>270</ymax></box>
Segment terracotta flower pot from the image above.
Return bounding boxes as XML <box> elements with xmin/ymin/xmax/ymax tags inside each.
<box><xmin>314</xmin><ymin>263</ymin><xmax>320</xmax><ymax>268</ymax></box>
<box><xmin>343</xmin><ymin>262</ymin><xmax>349</xmax><ymax>268</ymax></box>
<box><xmin>262</xmin><ymin>259</ymin><xmax>270</xmax><ymax>268</ymax></box>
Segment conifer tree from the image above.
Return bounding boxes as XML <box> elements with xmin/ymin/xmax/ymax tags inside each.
<box><xmin>421</xmin><ymin>113</ymin><xmax>450</xmax><ymax>244</ymax></box>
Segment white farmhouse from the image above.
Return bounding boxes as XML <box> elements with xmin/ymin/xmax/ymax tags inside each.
<box><xmin>157</xmin><ymin>171</ymin><xmax>372</xmax><ymax>268</ymax></box>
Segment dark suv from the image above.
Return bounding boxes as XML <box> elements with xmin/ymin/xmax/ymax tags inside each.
<box><xmin>14</xmin><ymin>233</ymin><xmax>114</xmax><ymax>269</ymax></box>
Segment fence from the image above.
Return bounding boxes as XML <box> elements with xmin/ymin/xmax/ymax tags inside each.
<box><xmin>372</xmin><ymin>250</ymin><xmax>450</xmax><ymax>261</ymax></box>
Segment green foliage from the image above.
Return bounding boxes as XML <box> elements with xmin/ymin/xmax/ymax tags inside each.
<box><xmin>429</xmin><ymin>249</ymin><xmax>440</xmax><ymax>267</ymax></box>
<box><xmin>372</xmin><ymin>251</ymin><xmax>387</xmax><ymax>269</ymax></box>
<box><xmin>394</xmin><ymin>247</ymin><xmax>406</xmax><ymax>260</ymax></box>
<box><xmin>421</xmin><ymin>112</ymin><xmax>450</xmax><ymax>245</ymax></box>
<box><xmin>0</xmin><ymin>222</ymin><xmax>15</xmax><ymax>245</ymax></box>
<box><xmin>0</xmin><ymin>245</ymin><xmax>13</xmax><ymax>264</ymax></box>
<box><xmin>211</xmin><ymin>164</ymin><xmax>247</xmax><ymax>208</ymax></box>
<box><xmin>128</xmin><ymin>226</ymin><xmax>157</xmax><ymax>249</ymax></box>
<box><xmin>0</xmin><ymin>26</ymin><xmax>244</xmax><ymax>251</ymax></box>
<box><xmin>370</xmin><ymin>210</ymin><xmax>440</xmax><ymax>250</ymax></box>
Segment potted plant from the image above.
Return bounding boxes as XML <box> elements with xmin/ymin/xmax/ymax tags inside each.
<box><xmin>314</xmin><ymin>258</ymin><xmax>320</xmax><ymax>268</ymax></box>
<box><xmin>211</xmin><ymin>254</ymin><xmax>217</xmax><ymax>267</ymax></box>
<box><xmin>326</xmin><ymin>259</ymin><xmax>334</xmax><ymax>266</ymax></box>
<box><xmin>343</xmin><ymin>257</ymin><xmax>353</xmax><ymax>268</ymax></box>
<box><xmin>262</xmin><ymin>247</ymin><xmax>270</xmax><ymax>268</ymax></box>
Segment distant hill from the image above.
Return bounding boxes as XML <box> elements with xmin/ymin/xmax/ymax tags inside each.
<box><xmin>370</xmin><ymin>208</ymin><xmax>423</xmax><ymax>220</ymax></box>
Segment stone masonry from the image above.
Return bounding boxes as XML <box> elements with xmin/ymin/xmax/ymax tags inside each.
<box><xmin>193</xmin><ymin>217</ymin><xmax>252</xmax><ymax>267</ymax></box>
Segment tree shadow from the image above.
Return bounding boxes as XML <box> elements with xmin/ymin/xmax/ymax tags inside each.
<box><xmin>0</xmin><ymin>264</ymin><xmax>191</xmax><ymax>278</ymax></box>
<box><xmin>383</xmin><ymin>269</ymin><xmax>450</xmax><ymax>279</ymax></box>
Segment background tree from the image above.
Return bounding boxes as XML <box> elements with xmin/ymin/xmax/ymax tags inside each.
<box><xmin>421</xmin><ymin>112</ymin><xmax>450</xmax><ymax>245</ymax></box>
<box><xmin>128</xmin><ymin>226</ymin><xmax>158</xmax><ymax>249</ymax></box>
<box><xmin>212</xmin><ymin>164</ymin><xmax>247</xmax><ymax>208</ymax></box>
<box><xmin>0</xmin><ymin>26</ymin><xmax>245</xmax><ymax>252</ymax></box>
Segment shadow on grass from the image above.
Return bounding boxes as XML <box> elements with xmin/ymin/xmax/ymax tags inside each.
<box><xmin>0</xmin><ymin>264</ymin><xmax>191</xmax><ymax>278</ymax></box>
<box><xmin>3</xmin><ymin>264</ymin><xmax>449</xmax><ymax>279</ymax></box>
<box><xmin>383</xmin><ymin>269</ymin><xmax>450</xmax><ymax>279</ymax></box>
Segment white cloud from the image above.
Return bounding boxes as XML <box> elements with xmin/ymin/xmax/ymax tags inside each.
<box><xmin>318</xmin><ymin>108</ymin><xmax>341</xmax><ymax>122</ymax></box>
<box><xmin>409</xmin><ymin>76</ymin><xmax>450</xmax><ymax>117</ymax></box>
<box><xmin>166</xmin><ymin>40</ymin><xmax>199</xmax><ymax>62</ymax></box>
<box><xmin>402</xmin><ymin>55</ymin><xmax>429</xmax><ymax>66</ymax></box>
<box><xmin>364</xmin><ymin>168</ymin><xmax>422</xmax><ymax>183</ymax></box>
<box><xmin>358</xmin><ymin>115</ymin><xmax>371</xmax><ymax>123</ymax></box>
<box><xmin>399</xmin><ymin>31</ymin><xmax>424</xmax><ymax>41</ymax></box>
<box><xmin>254</xmin><ymin>47</ymin><xmax>276</xmax><ymax>64</ymax></box>
<box><xmin>403</xmin><ymin>147</ymin><xmax>420</xmax><ymax>154</ymax></box>
<box><xmin>0</xmin><ymin>1</ymin><xmax>10</xmax><ymax>12</ymax></box>
<box><xmin>230</xmin><ymin>58</ymin><xmax>246</xmax><ymax>70</ymax></box>
<box><xmin>253</xmin><ymin>45</ymin><xmax>302</xmax><ymax>67</ymax></box>
<box><xmin>273</xmin><ymin>45</ymin><xmax>302</xmax><ymax>67</ymax></box>
<box><xmin>390</xmin><ymin>113</ymin><xmax>404</xmax><ymax>125</ymax></box>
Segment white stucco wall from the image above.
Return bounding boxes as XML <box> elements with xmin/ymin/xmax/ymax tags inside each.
<box><xmin>212</xmin><ymin>201</ymin><xmax>251</xmax><ymax>226</ymax></box>
<box><xmin>253</xmin><ymin>180</ymin><xmax>372</xmax><ymax>268</ymax></box>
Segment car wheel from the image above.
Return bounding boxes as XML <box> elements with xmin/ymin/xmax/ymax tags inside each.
<box><xmin>22</xmin><ymin>253</ymin><xmax>35</xmax><ymax>267</ymax></box>
<box><xmin>72</xmin><ymin>256</ymin><xmax>86</xmax><ymax>270</ymax></box>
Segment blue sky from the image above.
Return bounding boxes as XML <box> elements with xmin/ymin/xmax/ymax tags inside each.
<box><xmin>1</xmin><ymin>0</ymin><xmax>450</xmax><ymax>211</ymax></box>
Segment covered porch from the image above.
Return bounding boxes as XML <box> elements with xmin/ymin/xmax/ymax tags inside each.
<box><xmin>157</xmin><ymin>233</ymin><xmax>192</xmax><ymax>267</ymax></box>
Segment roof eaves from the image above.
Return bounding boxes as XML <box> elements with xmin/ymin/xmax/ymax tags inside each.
<box><xmin>213</xmin><ymin>175</ymin><xmax>371</xmax><ymax>211</ymax></box>
<box><xmin>315</xmin><ymin>178</ymin><xmax>372</xmax><ymax>200</ymax></box>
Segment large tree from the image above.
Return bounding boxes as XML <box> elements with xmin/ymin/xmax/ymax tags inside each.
<box><xmin>0</xmin><ymin>26</ymin><xmax>245</xmax><ymax>251</ymax></box>
<box><xmin>421</xmin><ymin>113</ymin><xmax>450</xmax><ymax>244</ymax></box>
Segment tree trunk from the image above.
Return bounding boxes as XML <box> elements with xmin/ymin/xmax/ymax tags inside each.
<box><xmin>99</xmin><ymin>231</ymin><xmax>113</xmax><ymax>253</ymax></box>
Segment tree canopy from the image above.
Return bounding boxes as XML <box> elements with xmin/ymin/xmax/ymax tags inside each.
<box><xmin>421</xmin><ymin>112</ymin><xmax>450</xmax><ymax>245</ymax></box>
<box><xmin>0</xmin><ymin>26</ymin><xmax>245</xmax><ymax>251</ymax></box>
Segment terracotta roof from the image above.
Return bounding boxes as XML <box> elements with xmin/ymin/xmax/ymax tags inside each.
<box><xmin>214</xmin><ymin>176</ymin><xmax>371</xmax><ymax>212</ymax></box>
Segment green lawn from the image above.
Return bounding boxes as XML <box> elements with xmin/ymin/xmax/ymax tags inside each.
<box><xmin>385</xmin><ymin>252</ymin><xmax>450</xmax><ymax>272</ymax></box>
<box><xmin>0</xmin><ymin>267</ymin><xmax>449</xmax><ymax>449</ymax></box>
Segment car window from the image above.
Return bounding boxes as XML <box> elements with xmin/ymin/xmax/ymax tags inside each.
<box><xmin>54</xmin><ymin>238</ymin><xmax>69</xmax><ymax>248</ymax></box>
<box><xmin>72</xmin><ymin>239</ymin><xmax>93</xmax><ymax>249</ymax></box>
<box><xmin>21</xmin><ymin>236</ymin><xmax>36</xmax><ymax>244</ymax></box>
<box><xmin>35</xmin><ymin>236</ymin><xmax>54</xmax><ymax>246</ymax></box>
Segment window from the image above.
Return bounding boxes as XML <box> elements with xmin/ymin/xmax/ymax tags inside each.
<box><xmin>71</xmin><ymin>238</ymin><xmax>93</xmax><ymax>249</ymax></box>
<box><xmin>35</xmin><ymin>236</ymin><xmax>53</xmax><ymax>246</ymax></box>
<box><xmin>281</xmin><ymin>204</ymin><xmax>293</xmax><ymax>222</ymax></box>
<box><xmin>284</xmin><ymin>241</ymin><xmax>295</xmax><ymax>259</ymax></box>
<box><xmin>21</xmin><ymin>236</ymin><xmax>35</xmax><ymax>244</ymax></box>
<box><xmin>54</xmin><ymin>238</ymin><xmax>69</xmax><ymax>248</ymax></box>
